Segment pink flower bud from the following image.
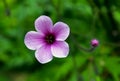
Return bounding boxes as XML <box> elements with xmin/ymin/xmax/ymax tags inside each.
<box><xmin>91</xmin><ymin>39</ymin><xmax>99</xmax><ymax>47</ymax></box>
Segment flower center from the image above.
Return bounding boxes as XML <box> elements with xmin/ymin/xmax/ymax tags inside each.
<box><xmin>45</xmin><ymin>34</ymin><xmax>55</xmax><ymax>44</ymax></box>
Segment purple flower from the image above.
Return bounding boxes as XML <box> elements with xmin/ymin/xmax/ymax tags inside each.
<box><xmin>24</xmin><ymin>15</ymin><xmax>70</xmax><ymax>64</ymax></box>
<box><xmin>91</xmin><ymin>39</ymin><xmax>99</xmax><ymax>47</ymax></box>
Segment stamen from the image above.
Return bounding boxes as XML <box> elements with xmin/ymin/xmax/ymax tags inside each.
<box><xmin>45</xmin><ymin>34</ymin><xmax>55</xmax><ymax>44</ymax></box>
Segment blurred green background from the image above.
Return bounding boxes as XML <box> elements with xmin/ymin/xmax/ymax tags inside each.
<box><xmin>0</xmin><ymin>0</ymin><xmax>120</xmax><ymax>81</ymax></box>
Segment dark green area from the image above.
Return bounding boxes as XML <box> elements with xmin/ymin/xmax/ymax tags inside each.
<box><xmin>0</xmin><ymin>0</ymin><xmax>120</xmax><ymax>81</ymax></box>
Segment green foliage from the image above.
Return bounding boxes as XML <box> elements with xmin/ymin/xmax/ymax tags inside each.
<box><xmin>0</xmin><ymin>0</ymin><xmax>120</xmax><ymax>81</ymax></box>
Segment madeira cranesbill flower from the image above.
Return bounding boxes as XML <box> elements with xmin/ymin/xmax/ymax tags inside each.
<box><xmin>24</xmin><ymin>15</ymin><xmax>70</xmax><ymax>64</ymax></box>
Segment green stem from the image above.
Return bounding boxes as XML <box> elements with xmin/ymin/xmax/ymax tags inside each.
<box><xmin>2</xmin><ymin>0</ymin><xmax>11</xmax><ymax>16</ymax></box>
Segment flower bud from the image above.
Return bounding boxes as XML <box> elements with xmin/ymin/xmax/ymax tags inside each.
<box><xmin>91</xmin><ymin>39</ymin><xmax>99</xmax><ymax>47</ymax></box>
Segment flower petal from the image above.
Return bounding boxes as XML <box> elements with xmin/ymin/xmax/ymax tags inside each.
<box><xmin>24</xmin><ymin>31</ymin><xmax>45</xmax><ymax>50</ymax></box>
<box><xmin>53</xmin><ymin>22</ymin><xmax>70</xmax><ymax>41</ymax></box>
<box><xmin>35</xmin><ymin>45</ymin><xmax>53</xmax><ymax>64</ymax></box>
<box><xmin>35</xmin><ymin>15</ymin><xmax>53</xmax><ymax>34</ymax></box>
<box><xmin>51</xmin><ymin>41</ymin><xmax>69</xmax><ymax>58</ymax></box>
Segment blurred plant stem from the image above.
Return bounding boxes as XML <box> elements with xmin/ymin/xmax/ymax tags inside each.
<box><xmin>50</xmin><ymin>0</ymin><xmax>62</xmax><ymax>20</ymax></box>
<box><xmin>90</xmin><ymin>7</ymin><xmax>99</xmax><ymax>36</ymax></box>
<box><xmin>70</xmin><ymin>34</ymin><xmax>97</xmax><ymax>52</ymax></box>
<box><xmin>87</xmin><ymin>56</ymin><xmax>101</xmax><ymax>81</ymax></box>
<box><xmin>2</xmin><ymin>0</ymin><xmax>11</xmax><ymax>16</ymax></box>
<box><xmin>91</xmin><ymin>57</ymin><xmax>101</xmax><ymax>81</ymax></box>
